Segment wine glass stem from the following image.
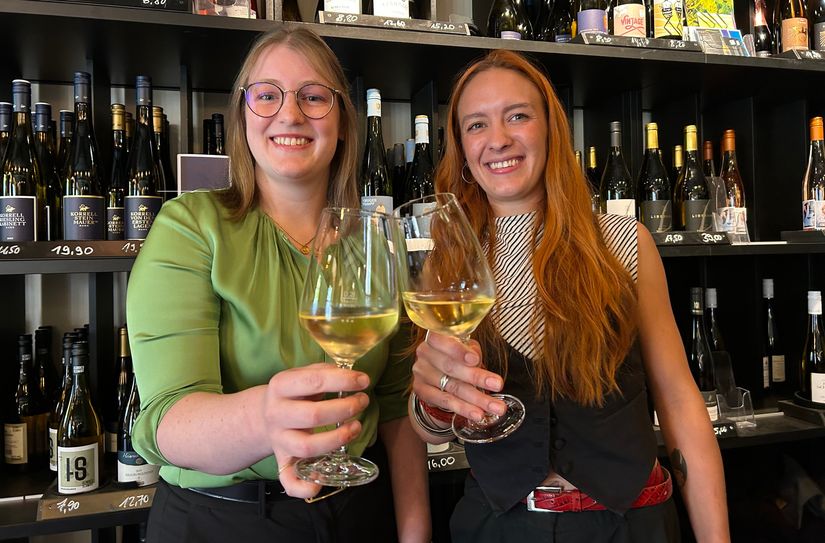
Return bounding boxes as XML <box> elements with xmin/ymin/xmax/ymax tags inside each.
<box><xmin>333</xmin><ymin>356</ymin><xmax>356</xmax><ymax>457</ymax></box>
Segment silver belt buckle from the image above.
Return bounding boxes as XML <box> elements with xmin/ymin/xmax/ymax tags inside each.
<box><xmin>526</xmin><ymin>485</ymin><xmax>564</xmax><ymax>513</ymax></box>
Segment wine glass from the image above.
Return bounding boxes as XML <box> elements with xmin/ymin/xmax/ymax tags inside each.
<box><xmin>393</xmin><ymin>193</ymin><xmax>525</xmax><ymax>443</ymax></box>
<box><xmin>296</xmin><ymin>207</ymin><xmax>399</xmax><ymax>487</ymax></box>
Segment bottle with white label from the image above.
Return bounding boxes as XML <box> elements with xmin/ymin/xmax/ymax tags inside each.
<box><xmin>600</xmin><ymin>121</ymin><xmax>635</xmax><ymax>217</ymax></box>
<box><xmin>360</xmin><ymin>89</ymin><xmax>393</xmax><ymax>214</ymax></box>
<box><xmin>688</xmin><ymin>287</ymin><xmax>719</xmax><ymax>421</ymax></box>
<box><xmin>49</xmin><ymin>332</ymin><xmax>76</xmax><ymax>473</ymax></box>
<box><xmin>118</xmin><ymin>375</ymin><xmax>159</xmax><ymax>486</ymax></box>
<box><xmin>4</xmin><ymin>335</ymin><xmax>39</xmax><ymax>472</ymax></box>
<box><xmin>406</xmin><ymin>115</ymin><xmax>435</xmax><ymax>206</ymax></box>
<box><xmin>762</xmin><ymin>279</ymin><xmax>786</xmax><ymax>391</ymax></box>
<box><xmin>57</xmin><ymin>340</ymin><xmax>103</xmax><ymax>495</ymax></box>
<box><xmin>802</xmin><ymin>116</ymin><xmax>825</xmax><ymax>231</ymax></box>
<box><xmin>718</xmin><ymin>130</ymin><xmax>748</xmax><ymax>235</ymax></box>
<box><xmin>801</xmin><ymin>291</ymin><xmax>825</xmax><ymax>405</ymax></box>
<box><xmin>610</xmin><ymin>0</ymin><xmax>646</xmax><ymax>36</ymax></box>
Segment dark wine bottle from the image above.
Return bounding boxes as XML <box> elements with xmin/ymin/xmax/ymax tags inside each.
<box><xmin>125</xmin><ymin>111</ymin><xmax>134</xmax><ymax>162</ymax></box>
<box><xmin>774</xmin><ymin>0</ymin><xmax>809</xmax><ymax>52</ymax></box>
<box><xmin>762</xmin><ymin>278</ymin><xmax>786</xmax><ymax>391</ymax></box>
<box><xmin>719</xmin><ymin>129</ymin><xmax>747</xmax><ymax>234</ymax></box>
<box><xmin>56</xmin><ymin>110</ymin><xmax>74</xmax><ymax>179</ymax></box>
<box><xmin>1</xmin><ymin>80</ymin><xmax>45</xmax><ymax>242</ymax></box>
<box><xmin>212</xmin><ymin>113</ymin><xmax>225</xmax><ymax>156</ymax></box>
<box><xmin>702</xmin><ymin>140</ymin><xmax>716</xmax><ymax>178</ymax></box>
<box><xmin>107</xmin><ymin>327</ymin><xmax>132</xmax><ymax>458</ymax></box>
<box><xmin>360</xmin><ymin>89</ymin><xmax>393</xmax><ymax>214</ymax></box>
<box><xmin>705</xmin><ymin>288</ymin><xmax>726</xmax><ymax>351</ymax></box>
<box><xmin>610</xmin><ymin>0</ymin><xmax>646</xmax><ymax>36</ymax></box>
<box><xmin>4</xmin><ymin>335</ymin><xmax>37</xmax><ymax>471</ymax></box>
<box><xmin>651</xmin><ymin>0</ymin><xmax>683</xmax><ymax>38</ymax></box>
<box><xmin>542</xmin><ymin>0</ymin><xmax>574</xmax><ymax>40</ymax></box>
<box><xmin>63</xmin><ymin>72</ymin><xmax>105</xmax><ymax>241</ymax></box>
<box><xmin>578</xmin><ymin>0</ymin><xmax>608</xmax><ymax>33</ymax></box>
<box><xmin>107</xmin><ymin>104</ymin><xmax>128</xmax><ymax>241</ymax></box>
<box><xmin>802</xmin><ymin>116</ymin><xmax>825</xmax><ymax>231</ymax></box>
<box><xmin>203</xmin><ymin>118</ymin><xmax>214</xmax><ymax>155</ymax></box>
<box><xmin>754</xmin><ymin>0</ymin><xmax>773</xmax><ymax>56</ymax></box>
<box><xmin>812</xmin><ymin>0</ymin><xmax>825</xmax><ymax>50</ymax></box>
<box><xmin>391</xmin><ymin>143</ymin><xmax>406</xmax><ymax>205</ymax></box>
<box><xmin>674</xmin><ymin>125</ymin><xmax>711</xmax><ymax>231</ymax></box>
<box><xmin>34</xmin><ymin>103</ymin><xmax>63</xmax><ymax>241</ymax></box>
<box><xmin>0</xmin><ymin>102</ymin><xmax>11</xmax><ymax>164</ymax></box>
<box><xmin>586</xmin><ymin>146</ymin><xmax>601</xmax><ymax>212</ymax></box>
<box><xmin>117</xmin><ymin>375</ymin><xmax>160</xmax><ymax>486</ymax></box>
<box><xmin>523</xmin><ymin>0</ymin><xmax>551</xmax><ymax>36</ymax></box>
<box><xmin>637</xmin><ymin>122</ymin><xmax>672</xmax><ymax>232</ymax></box>
<box><xmin>600</xmin><ymin>121</ymin><xmax>635</xmax><ymax>217</ymax></box>
<box><xmin>800</xmin><ymin>291</ymin><xmax>825</xmax><ymax>404</ymax></box>
<box><xmin>488</xmin><ymin>0</ymin><xmax>534</xmax><ymax>39</ymax></box>
<box><xmin>34</xmin><ymin>327</ymin><xmax>58</xmax><ymax>412</ymax></box>
<box><xmin>670</xmin><ymin>144</ymin><xmax>683</xmax><ymax>193</ymax></box>
<box><xmin>125</xmin><ymin>76</ymin><xmax>164</xmax><ymax>241</ymax></box>
<box><xmin>57</xmin><ymin>341</ymin><xmax>104</xmax><ymax>495</ymax></box>
<box><xmin>49</xmin><ymin>333</ymin><xmax>76</xmax><ymax>473</ymax></box>
<box><xmin>688</xmin><ymin>287</ymin><xmax>719</xmax><ymax>422</ymax></box>
<box><xmin>151</xmin><ymin>106</ymin><xmax>173</xmax><ymax>201</ymax></box>
<box><xmin>163</xmin><ymin>113</ymin><xmax>176</xmax><ymax>198</ymax></box>
<box><xmin>407</xmin><ymin>115</ymin><xmax>435</xmax><ymax>203</ymax></box>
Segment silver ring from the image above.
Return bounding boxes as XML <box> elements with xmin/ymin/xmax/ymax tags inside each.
<box><xmin>439</xmin><ymin>373</ymin><xmax>451</xmax><ymax>392</ymax></box>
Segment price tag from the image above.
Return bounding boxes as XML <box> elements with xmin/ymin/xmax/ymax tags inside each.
<box><xmin>319</xmin><ymin>11</ymin><xmax>471</xmax><ymax>35</ymax></box>
<box><xmin>429</xmin><ymin>21</ymin><xmax>457</xmax><ymax>31</ymax></box>
<box><xmin>629</xmin><ymin>37</ymin><xmax>650</xmax><ymax>48</ymax></box>
<box><xmin>141</xmin><ymin>0</ymin><xmax>168</xmax><ymax>6</ymax></box>
<box><xmin>382</xmin><ymin>18</ymin><xmax>407</xmax><ymax>28</ymax></box>
<box><xmin>334</xmin><ymin>12</ymin><xmax>359</xmax><ymax>23</ymax></box>
<box><xmin>652</xmin><ymin>231</ymin><xmax>730</xmax><ymax>245</ymax></box>
<box><xmin>779</xmin><ymin>49</ymin><xmax>825</xmax><ymax>60</ymax></box>
<box><xmin>573</xmin><ymin>31</ymin><xmax>702</xmax><ymax>51</ymax></box>
<box><xmin>120</xmin><ymin>241</ymin><xmax>144</xmax><ymax>255</ymax></box>
<box><xmin>427</xmin><ymin>455</ymin><xmax>457</xmax><ymax>471</ymax></box>
<box><xmin>699</xmin><ymin>232</ymin><xmax>726</xmax><ymax>244</ymax></box>
<box><xmin>117</xmin><ymin>493</ymin><xmax>152</xmax><ymax>509</ymax></box>
<box><xmin>0</xmin><ymin>244</ymin><xmax>22</xmax><ymax>255</ymax></box>
<box><xmin>712</xmin><ymin>421</ymin><xmax>737</xmax><ymax>438</ymax></box>
<box><xmin>55</xmin><ymin>497</ymin><xmax>80</xmax><ymax>515</ymax></box>
<box><xmin>50</xmin><ymin>245</ymin><xmax>95</xmax><ymax>257</ymax></box>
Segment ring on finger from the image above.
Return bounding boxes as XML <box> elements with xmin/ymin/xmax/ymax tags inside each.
<box><xmin>439</xmin><ymin>373</ymin><xmax>451</xmax><ymax>392</ymax></box>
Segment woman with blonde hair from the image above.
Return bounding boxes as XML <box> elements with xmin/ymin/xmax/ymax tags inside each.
<box><xmin>127</xmin><ymin>26</ymin><xmax>429</xmax><ymax>542</ymax></box>
<box><xmin>409</xmin><ymin>49</ymin><xmax>730</xmax><ymax>542</ymax></box>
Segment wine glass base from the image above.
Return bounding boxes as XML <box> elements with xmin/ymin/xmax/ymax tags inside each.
<box><xmin>295</xmin><ymin>454</ymin><xmax>379</xmax><ymax>487</ymax></box>
<box><xmin>452</xmin><ymin>394</ymin><xmax>526</xmax><ymax>444</ymax></box>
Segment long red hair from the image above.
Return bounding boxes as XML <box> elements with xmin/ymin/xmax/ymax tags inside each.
<box><xmin>435</xmin><ymin>50</ymin><xmax>638</xmax><ymax>406</ymax></box>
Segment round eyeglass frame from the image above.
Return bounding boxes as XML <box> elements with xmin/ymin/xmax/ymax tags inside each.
<box><xmin>240</xmin><ymin>82</ymin><xmax>341</xmax><ymax>120</ymax></box>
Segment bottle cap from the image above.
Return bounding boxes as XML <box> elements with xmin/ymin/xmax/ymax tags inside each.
<box><xmin>762</xmin><ymin>278</ymin><xmax>774</xmax><ymax>299</ymax></box>
<box><xmin>414</xmin><ymin>115</ymin><xmax>429</xmax><ymax>125</ymax></box>
<box><xmin>12</xmin><ymin>79</ymin><xmax>31</xmax><ymax>93</ymax></box>
<box><xmin>809</xmin><ymin>291</ymin><xmax>822</xmax><ymax>315</ymax></box>
<box><xmin>212</xmin><ymin>113</ymin><xmax>224</xmax><ymax>126</ymax></box>
<box><xmin>0</xmin><ymin>102</ymin><xmax>11</xmax><ymax>131</ymax></box>
<box><xmin>646</xmin><ymin>122</ymin><xmax>658</xmax><ymax>132</ymax></box>
<box><xmin>136</xmin><ymin>75</ymin><xmax>152</xmax><ymax>88</ymax></box>
<box><xmin>722</xmin><ymin>129</ymin><xmax>736</xmax><ymax>152</ymax></box>
<box><xmin>18</xmin><ymin>334</ymin><xmax>32</xmax><ymax>346</ymax></box>
<box><xmin>703</xmin><ymin>140</ymin><xmax>713</xmax><ymax>160</ymax></box>
<box><xmin>685</xmin><ymin>125</ymin><xmax>697</xmax><ymax>134</ymax></box>
<box><xmin>609</xmin><ymin>121</ymin><xmax>622</xmax><ymax>133</ymax></box>
<box><xmin>405</xmin><ymin>138</ymin><xmax>415</xmax><ymax>163</ymax></box>
<box><xmin>71</xmin><ymin>340</ymin><xmax>89</xmax><ymax>357</ymax></box>
<box><xmin>810</xmin><ymin>117</ymin><xmax>824</xmax><ymax>142</ymax></box>
<box><xmin>11</xmin><ymin>80</ymin><xmax>31</xmax><ymax>113</ymax></box>
<box><xmin>609</xmin><ymin>121</ymin><xmax>622</xmax><ymax>147</ymax></box>
<box><xmin>34</xmin><ymin>102</ymin><xmax>51</xmax><ymax>133</ymax></box>
<box><xmin>705</xmin><ymin>288</ymin><xmax>718</xmax><ymax>309</ymax></box>
<box><xmin>136</xmin><ymin>76</ymin><xmax>153</xmax><ymax>106</ymax></box>
<box><xmin>366</xmin><ymin>88</ymin><xmax>381</xmax><ymax>101</ymax></box>
<box><xmin>73</xmin><ymin>72</ymin><xmax>91</xmax><ymax>104</ymax></box>
<box><xmin>690</xmin><ymin>287</ymin><xmax>704</xmax><ymax>313</ymax></box>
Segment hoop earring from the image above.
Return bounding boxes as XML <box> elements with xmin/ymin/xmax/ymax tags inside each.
<box><xmin>461</xmin><ymin>163</ymin><xmax>475</xmax><ymax>185</ymax></box>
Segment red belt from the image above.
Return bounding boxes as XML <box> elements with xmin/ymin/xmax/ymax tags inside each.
<box><xmin>521</xmin><ymin>464</ymin><xmax>673</xmax><ymax>513</ymax></box>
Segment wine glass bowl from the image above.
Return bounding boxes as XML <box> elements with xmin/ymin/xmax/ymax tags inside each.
<box><xmin>296</xmin><ymin>207</ymin><xmax>399</xmax><ymax>487</ymax></box>
<box><xmin>394</xmin><ymin>193</ymin><xmax>525</xmax><ymax>443</ymax></box>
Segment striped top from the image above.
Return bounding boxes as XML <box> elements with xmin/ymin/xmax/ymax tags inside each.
<box><xmin>489</xmin><ymin>212</ymin><xmax>638</xmax><ymax>361</ymax></box>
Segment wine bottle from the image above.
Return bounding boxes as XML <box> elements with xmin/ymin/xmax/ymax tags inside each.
<box><xmin>57</xmin><ymin>340</ymin><xmax>104</xmax><ymax>495</ymax></box>
<box><xmin>674</xmin><ymin>125</ymin><xmax>711</xmax><ymax>231</ymax></box>
<box><xmin>762</xmin><ymin>278</ymin><xmax>786</xmax><ymax>391</ymax></box>
<box><xmin>652</xmin><ymin>0</ymin><xmax>683</xmax><ymax>38</ymax></box>
<box><xmin>578</xmin><ymin>0</ymin><xmax>608</xmax><ymax>33</ymax></box>
<box><xmin>1</xmin><ymin>79</ymin><xmax>45</xmax><ymax>242</ymax></box>
<box><xmin>523</xmin><ymin>0</ymin><xmax>551</xmax><ymax>37</ymax></box>
<box><xmin>802</xmin><ymin>116</ymin><xmax>825</xmax><ymax>230</ymax></box>
<box><xmin>107</xmin><ymin>326</ymin><xmax>132</xmax><ymax>457</ymax></box>
<box><xmin>212</xmin><ymin>113</ymin><xmax>225</xmax><ymax>156</ymax></box>
<box><xmin>637</xmin><ymin>122</ymin><xmax>672</xmax><ymax>232</ymax></box>
<box><xmin>117</xmin><ymin>377</ymin><xmax>160</xmax><ymax>486</ymax></box>
<box><xmin>152</xmin><ymin>107</ymin><xmax>173</xmax><ymax>202</ymax></box>
<box><xmin>4</xmin><ymin>335</ymin><xmax>37</xmax><ymax>471</ymax></box>
<box><xmin>801</xmin><ymin>291</ymin><xmax>825</xmax><ymax>404</ymax></box>
<box><xmin>63</xmin><ymin>72</ymin><xmax>105</xmax><ymax>241</ymax></box>
<box><xmin>611</xmin><ymin>0</ymin><xmax>646</xmax><ymax>36</ymax></box>
<box><xmin>56</xmin><ymin>110</ymin><xmax>74</xmax><ymax>178</ymax></box>
<box><xmin>586</xmin><ymin>146</ymin><xmax>601</xmax><ymax>212</ymax></box>
<box><xmin>754</xmin><ymin>0</ymin><xmax>773</xmax><ymax>56</ymax></box>
<box><xmin>600</xmin><ymin>121</ymin><xmax>635</xmax><ymax>217</ymax></box>
<box><xmin>360</xmin><ymin>89</ymin><xmax>393</xmax><ymax>214</ymax></box>
<box><xmin>0</xmin><ymin>102</ymin><xmax>11</xmax><ymax>164</ymax></box>
<box><xmin>407</xmin><ymin>115</ymin><xmax>435</xmax><ymax>204</ymax></box>
<box><xmin>33</xmin><ymin>103</ymin><xmax>63</xmax><ymax>241</ymax></box>
<box><xmin>34</xmin><ymin>327</ymin><xmax>58</xmax><ymax>412</ymax></box>
<box><xmin>702</xmin><ymin>140</ymin><xmax>716</xmax><ymax>178</ymax></box>
<box><xmin>670</xmin><ymin>144</ymin><xmax>683</xmax><ymax>193</ymax></box>
<box><xmin>391</xmin><ymin>143</ymin><xmax>406</xmax><ymax>204</ymax></box>
<box><xmin>203</xmin><ymin>118</ymin><xmax>214</xmax><ymax>155</ymax></box>
<box><xmin>718</xmin><ymin>129</ymin><xmax>748</xmax><ymax>234</ymax></box>
<box><xmin>49</xmin><ymin>333</ymin><xmax>76</xmax><ymax>473</ymax></box>
<box><xmin>125</xmin><ymin>111</ymin><xmax>134</xmax><ymax>163</ymax></box>
<box><xmin>688</xmin><ymin>287</ymin><xmax>719</xmax><ymax>422</ymax></box>
<box><xmin>812</xmin><ymin>0</ymin><xmax>825</xmax><ymax>50</ymax></box>
<box><xmin>487</xmin><ymin>0</ymin><xmax>534</xmax><ymax>39</ymax></box>
<box><xmin>705</xmin><ymin>288</ymin><xmax>726</xmax><ymax>351</ymax></box>
<box><xmin>125</xmin><ymin>76</ymin><xmax>164</xmax><ymax>241</ymax></box>
<box><xmin>404</xmin><ymin>137</ymin><xmax>415</xmax><ymax>180</ymax></box>
<box><xmin>107</xmin><ymin>104</ymin><xmax>128</xmax><ymax>241</ymax></box>
<box><xmin>542</xmin><ymin>0</ymin><xmax>574</xmax><ymax>41</ymax></box>
<box><xmin>774</xmin><ymin>0</ymin><xmax>809</xmax><ymax>52</ymax></box>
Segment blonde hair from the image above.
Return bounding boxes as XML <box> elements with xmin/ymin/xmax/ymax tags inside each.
<box><xmin>218</xmin><ymin>27</ymin><xmax>359</xmax><ymax>218</ymax></box>
<box><xmin>434</xmin><ymin>50</ymin><xmax>638</xmax><ymax>406</ymax></box>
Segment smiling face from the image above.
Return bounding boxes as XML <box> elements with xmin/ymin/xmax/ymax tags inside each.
<box><xmin>245</xmin><ymin>44</ymin><xmax>341</xmax><ymax>191</ymax></box>
<box><xmin>457</xmin><ymin>68</ymin><xmax>549</xmax><ymax>216</ymax></box>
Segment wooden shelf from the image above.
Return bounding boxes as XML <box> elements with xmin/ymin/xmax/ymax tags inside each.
<box><xmin>0</xmin><ymin>241</ymin><xmax>139</xmax><ymax>275</ymax></box>
<box><xmin>657</xmin><ymin>242</ymin><xmax>825</xmax><ymax>258</ymax></box>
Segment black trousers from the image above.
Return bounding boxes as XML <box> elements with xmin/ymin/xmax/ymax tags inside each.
<box><xmin>450</xmin><ymin>474</ymin><xmax>681</xmax><ymax>543</ymax></box>
<box><xmin>146</xmin><ymin>444</ymin><xmax>398</xmax><ymax>543</ymax></box>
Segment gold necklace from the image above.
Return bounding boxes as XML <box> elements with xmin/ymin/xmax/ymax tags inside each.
<box><xmin>271</xmin><ymin>218</ymin><xmax>315</xmax><ymax>255</ymax></box>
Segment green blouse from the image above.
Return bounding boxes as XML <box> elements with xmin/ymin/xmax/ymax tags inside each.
<box><xmin>126</xmin><ymin>190</ymin><xmax>411</xmax><ymax>489</ymax></box>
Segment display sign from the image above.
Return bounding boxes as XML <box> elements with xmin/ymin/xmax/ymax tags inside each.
<box><xmin>651</xmin><ymin>231</ymin><xmax>730</xmax><ymax>245</ymax></box>
<box><xmin>38</xmin><ymin>482</ymin><xmax>156</xmax><ymax>520</ymax></box>
<box><xmin>689</xmin><ymin>27</ymin><xmax>750</xmax><ymax>56</ymax></box>
<box><xmin>573</xmin><ymin>31</ymin><xmax>703</xmax><ymax>52</ymax></box>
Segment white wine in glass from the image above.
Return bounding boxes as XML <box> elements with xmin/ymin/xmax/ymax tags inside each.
<box><xmin>296</xmin><ymin>208</ymin><xmax>399</xmax><ymax>487</ymax></box>
<box><xmin>394</xmin><ymin>193</ymin><xmax>524</xmax><ymax>444</ymax></box>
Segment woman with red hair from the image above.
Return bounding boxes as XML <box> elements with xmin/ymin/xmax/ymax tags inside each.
<box><xmin>409</xmin><ymin>49</ymin><xmax>730</xmax><ymax>542</ymax></box>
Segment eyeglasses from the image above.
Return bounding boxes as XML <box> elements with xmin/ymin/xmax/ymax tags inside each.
<box><xmin>241</xmin><ymin>82</ymin><xmax>340</xmax><ymax>120</ymax></box>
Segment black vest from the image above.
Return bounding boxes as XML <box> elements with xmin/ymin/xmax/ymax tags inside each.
<box><xmin>464</xmin><ymin>339</ymin><xmax>657</xmax><ymax>514</ymax></box>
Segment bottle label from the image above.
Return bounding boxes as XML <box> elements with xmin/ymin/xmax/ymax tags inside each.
<box><xmin>812</xmin><ymin>373</ymin><xmax>825</xmax><ymax>404</ymax></box>
<box><xmin>500</xmin><ymin>31</ymin><xmax>522</xmax><ymax>39</ymax></box>
<box><xmin>324</xmin><ymin>0</ymin><xmax>361</xmax><ymax>14</ymax></box>
<box><xmin>63</xmin><ymin>195</ymin><xmax>105</xmax><ymax>241</ymax></box>
<box><xmin>0</xmin><ymin>196</ymin><xmax>37</xmax><ymax>241</ymax></box>
<box><xmin>49</xmin><ymin>426</ymin><xmax>57</xmax><ymax>471</ymax></box>
<box><xmin>4</xmin><ymin>423</ymin><xmax>28</xmax><ymax>464</ymax></box>
<box><xmin>361</xmin><ymin>195</ymin><xmax>393</xmax><ymax>215</ymax></box>
<box><xmin>555</xmin><ymin>34</ymin><xmax>573</xmax><ymax>43</ymax></box>
<box><xmin>684</xmin><ymin>199</ymin><xmax>712</xmax><ymax>231</ymax></box>
<box><xmin>118</xmin><ymin>450</ymin><xmax>160</xmax><ymax>486</ymax></box>
<box><xmin>106</xmin><ymin>431</ymin><xmax>118</xmax><ymax>454</ymax></box>
<box><xmin>372</xmin><ymin>0</ymin><xmax>409</xmax><ymax>17</ymax></box>
<box><xmin>613</xmin><ymin>4</ymin><xmax>646</xmax><ymax>37</ymax></box>
<box><xmin>772</xmin><ymin>354</ymin><xmax>786</xmax><ymax>383</ymax></box>
<box><xmin>124</xmin><ymin>195</ymin><xmax>163</xmax><ymax>240</ymax></box>
<box><xmin>58</xmin><ymin>443</ymin><xmax>100</xmax><ymax>494</ymax></box>
<box><xmin>640</xmin><ymin>200</ymin><xmax>673</xmax><ymax>232</ymax></box>
<box><xmin>366</xmin><ymin>98</ymin><xmax>381</xmax><ymax>118</ymax></box>
<box><xmin>106</xmin><ymin>206</ymin><xmax>125</xmax><ymax>240</ymax></box>
<box><xmin>762</xmin><ymin>356</ymin><xmax>770</xmax><ymax>389</ymax></box>
<box><xmin>802</xmin><ymin>199</ymin><xmax>825</xmax><ymax>230</ymax></box>
<box><xmin>781</xmin><ymin>18</ymin><xmax>809</xmax><ymax>51</ymax></box>
<box><xmin>605</xmin><ymin>198</ymin><xmax>635</xmax><ymax>217</ymax></box>
<box><xmin>652</xmin><ymin>0</ymin><xmax>683</xmax><ymax>38</ymax></box>
<box><xmin>577</xmin><ymin>9</ymin><xmax>607</xmax><ymax>33</ymax></box>
<box><xmin>717</xmin><ymin>206</ymin><xmax>747</xmax><ymax>234</ymax></box>
<box><xmin>701</xmin><ymin>390</ymin><xmax>719</xmax><ymax>422</ymax></box>
<box><xmin>814</xmin><ymin>22</ymin><xmax>825</xmax><ymax>51</ymax></box>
